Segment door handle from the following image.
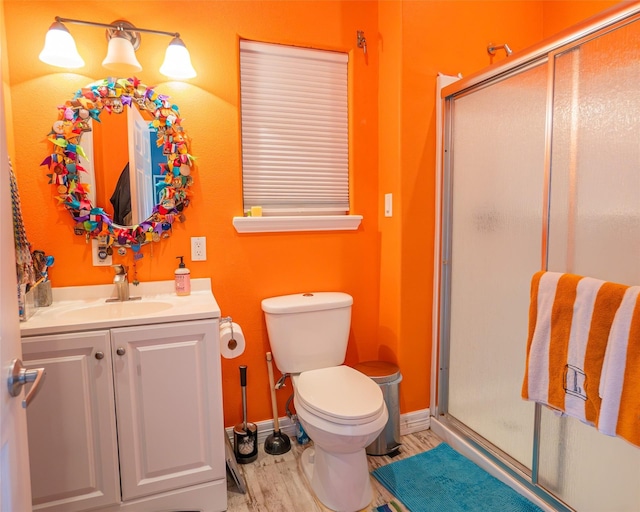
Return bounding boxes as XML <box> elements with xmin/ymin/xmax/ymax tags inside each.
<box><xmin>8</xmin><ymin>359</ymin><xmax>46</xmax><ymax>408</ymax></box>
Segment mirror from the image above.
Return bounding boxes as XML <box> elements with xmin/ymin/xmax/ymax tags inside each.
<box><xmin>86</xmin><ymin>105</ymin><xmax>167</xmax><ymax>226</ymax></box>
<box><xmin>43</xmin><ymin>77</ymin><xmax>194</xmax><ymax>250</ymax></box>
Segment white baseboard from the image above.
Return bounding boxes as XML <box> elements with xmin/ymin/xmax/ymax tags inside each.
<box><xmin>400</xmin><ymin>408</ymin><xmax>430</xmax><ymax>435</ymax></box>
<box><xmin>226</xmin><ymin>415</ymin><xmax>298</xmax><ymax>445</ymax></box>
<box><xmin>226</xmin><ymin>409</ymin><xmax>431</xmax><ymax>445</ymax></box>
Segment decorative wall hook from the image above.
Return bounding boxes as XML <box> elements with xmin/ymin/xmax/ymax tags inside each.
<box><xmin>357</xmin><ymin>30</ymin><xmax>367</xmax><ymax>55</ymax></box>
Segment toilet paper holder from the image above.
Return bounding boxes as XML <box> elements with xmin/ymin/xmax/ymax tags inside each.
<box><xmin>220</xmin><ymin>316</ymin><xmax>237</xmax><ymax>350</ymax></box>
<box><xmin>220</xmin><ymin>316</ymin><xmax>234</xmax><ymax>333</ymax></box>
<box><xmin>224</xmin><ymin>313</ymin><xmax>285</xmax><ymax>384</ymax></box>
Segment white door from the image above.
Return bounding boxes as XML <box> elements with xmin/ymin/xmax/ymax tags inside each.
<box><xmin>0</xmin><ymin>38</ymin><xmax>33</xmax><ymax>510</ymax></box>
<box><xmin>127</xmin><ymin>106</ymin><xmax>153</xmax><ymax>225</ymax></box>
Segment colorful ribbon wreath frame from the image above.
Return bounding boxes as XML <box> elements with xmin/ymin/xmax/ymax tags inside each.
<box><xmin>42</xmin><ymin>77</ymin><xmax>195</xmax><ymax>250</ymax></box>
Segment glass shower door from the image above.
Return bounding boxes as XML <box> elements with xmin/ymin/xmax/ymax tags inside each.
<box><xmin>446</xmin><ymin>62</ymin><xmax>548</xmax><ymax>470</ymax></box>
<box><xmin>540</xmin><ymin>18</ymin><xmax>640</xmax><ymax>511</ymax></box>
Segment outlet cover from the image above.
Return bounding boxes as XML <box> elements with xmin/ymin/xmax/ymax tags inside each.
<box><xmin>92</xmin><ymin>239</ymin><xmax>112</xmax><ymax>266</ymax></box>
<box><xmin>191</xmin><ymin>236</ymin><xmax>207</xmax><ymax>261</ymax></box>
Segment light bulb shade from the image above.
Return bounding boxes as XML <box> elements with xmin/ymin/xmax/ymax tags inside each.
<box><xmin>39</xmin><ymin>21</ymin><xmax>85</xmax><ymax>68</ymax></box>
<box><xmin>102</xmin><ymin>34</ymin><xmax>142</xmax><ymax>74</ymax></box>
<box><xmin>160</xmin><ymin>37</ymin><xmax>197</xmax><ymax>79</ymax></box>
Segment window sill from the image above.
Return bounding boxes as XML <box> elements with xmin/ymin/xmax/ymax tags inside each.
<box><xmin>232</xmin><ymin>215</ymin><xmax>363</xmax><ymax>233</ymax></box>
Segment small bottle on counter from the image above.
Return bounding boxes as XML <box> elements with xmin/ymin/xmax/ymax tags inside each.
<box><xmin>174</xmin><ymin>256</ymin><xmax>191</xmax><ymax>296</ymax></box>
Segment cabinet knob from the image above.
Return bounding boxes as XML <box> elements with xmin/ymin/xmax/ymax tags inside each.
<box><xmin>116</xmin><ymin>347</ymin><xmax>126</xmax><ymax>356</ymax></box>
<box><xmin>95</xmin><ymin>351</ymin><xmax>104</xmax><ymax>360</ymax></box>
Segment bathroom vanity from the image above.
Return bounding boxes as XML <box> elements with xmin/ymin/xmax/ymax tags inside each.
<box><xmin>19</xmin><ymin>279</ymin><xmax>226</xmax><ymax>512</ymax></box>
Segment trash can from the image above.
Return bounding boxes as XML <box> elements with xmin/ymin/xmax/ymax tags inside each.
<box><xmin>353</xmin><ymin>361</ymin><xmax>402</xmax><ymax>455</ymax></box>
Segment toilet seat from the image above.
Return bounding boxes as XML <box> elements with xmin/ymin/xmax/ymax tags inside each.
<box><xmin>295</xmin><ymin>365</ymin><xmax>385</xmax><ymax>426</ymax></box>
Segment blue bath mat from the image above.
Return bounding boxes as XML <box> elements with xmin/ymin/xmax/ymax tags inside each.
<box><xmin>372</xmin><ymin>443</ymin><xmax>544</xmax><ymax>512</ymax></box>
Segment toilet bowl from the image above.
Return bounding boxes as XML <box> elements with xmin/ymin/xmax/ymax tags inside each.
<box><xmin>261</xmin><ymin>292</ymin><xmax>388</xmax><ymax>512</ymax></box>
<box><xmin>293</xmin><ymin>366</ymin><xmax>388</xmax><ymax>512</ymax></box>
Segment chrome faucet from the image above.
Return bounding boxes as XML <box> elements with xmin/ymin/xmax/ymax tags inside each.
<box><xmin>111</xmin><ymin>264</ymin><xmax>130</xmax><ymax>302</ymax></box>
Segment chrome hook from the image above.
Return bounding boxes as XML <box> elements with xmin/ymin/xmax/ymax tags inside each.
<box><xmin>357</xmin><ymin>30</ymin><xmax>367</xmax><ymax>55</ymax></box>
<box><xmin>487</xmin><ymin>43</ymin><xmax>512</xmax><ymax>57</ymax></box>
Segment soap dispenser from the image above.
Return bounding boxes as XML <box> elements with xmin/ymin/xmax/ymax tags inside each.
<box><xmin>175</xmin><ymin>256</ymin><xmax>191</xmax><ymax>296</ymax></box>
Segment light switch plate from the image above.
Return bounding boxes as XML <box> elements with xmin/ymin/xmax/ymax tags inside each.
<box><xmin>384</xmin><ymin>193</ymin><xmax>393</xmax><ymax>217</ymax></box>
<box><xmin>191</xmin><ymin>237</ymin><xmax>207</xmax><ymax>261</ymax></box>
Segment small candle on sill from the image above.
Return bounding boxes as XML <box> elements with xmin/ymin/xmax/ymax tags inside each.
<box><xmin>250</xmin><ymin>206</ymin><xmax>263</xmax><ymax>217</ymax></box>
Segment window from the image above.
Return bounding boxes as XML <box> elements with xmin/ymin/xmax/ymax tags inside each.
<box><xmin>237</xmin><ymin>40</ymin><xmax>356</xmax><ymax>233</ymax></box>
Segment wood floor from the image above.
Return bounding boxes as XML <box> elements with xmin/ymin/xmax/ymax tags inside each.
<box><xmin>226</xmin><ymin>429</ymin><xmax>442</xmax><ymax>512</ymax></box>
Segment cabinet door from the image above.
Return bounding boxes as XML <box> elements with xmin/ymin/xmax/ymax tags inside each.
<box><xmin>22</xmin><ymin>331</ymin><xmax>120</xmax><ymax>512</ymax></box>
<box><xmin>112</xmin><ymin>320</ymin><xmax>225</xmax><ymax>501</ymax></box>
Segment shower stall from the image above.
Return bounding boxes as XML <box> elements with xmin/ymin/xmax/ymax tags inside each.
<box><xmin>433</xmin><ymin>3</ymin><xmax>640</xmax><ymax>511</ymax></box>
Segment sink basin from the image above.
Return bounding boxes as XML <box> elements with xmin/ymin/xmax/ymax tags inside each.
<box><xmin>20</xmin><ymin>278</ymin><xmax>221</xmax><ymax>337</ymax></box>
<box><xmin>57</xmin><ymin>300</ymin><xmax>174</xmax><ymax>322</ymax></box>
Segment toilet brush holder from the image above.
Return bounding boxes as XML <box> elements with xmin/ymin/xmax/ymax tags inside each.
<box><xmin>234</xmin><ymin>365</ymin><xmax>258</xmax><ymax>463</ymax></box>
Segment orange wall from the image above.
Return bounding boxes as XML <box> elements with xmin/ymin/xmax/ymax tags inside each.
<box><xmin>381</xmin><ymin>1</ymin><xmax>547</xmax><ymax>414</ymax></box>
<box><xmin>377</xmin><ymin>0</ymin><xmax>403</xmax><ymax>394</ymax></box>
<box><xmin>4</xmin><ymin>0</ymin><xmax>380</xmax><ymax>429</ymax></box>
<box><xmin>378</xmin><ymin>0</ymin><xmax>623</xmax><ymax>415</ymax></box>
<box><xmin>3</xmin><ymin>0</ymin><xmax>622</xmax><ymax>430</ymax></box>
<box><xmin>543</xmin><ymin>1</ymin><xmax>622</xmax><ymax>39</ymax></box>
<box><xmin>1</xmin><ymin>0</ymin><xmax>14</xmax><ymax>157</ymax></box>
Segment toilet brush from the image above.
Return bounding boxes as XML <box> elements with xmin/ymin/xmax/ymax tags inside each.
<box><xmin>264</xmin><ymin>352</ymin><xmax>291</xmax><ymax>455</ymax></box>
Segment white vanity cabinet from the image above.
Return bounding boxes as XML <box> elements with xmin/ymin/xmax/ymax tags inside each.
<box><xmin>111</xmin><ymin>320</ymin><xmax>225</xmax><ymax>503</ymax></box>
<box><xmin>21</xmin><ymin>330</ymin><xmax>120</xmax><ymax>512</ymax></box>
<box><xmin>22</xmin><ymin>318</ymin><xmax>226</xmax><ymax>512</ymax></box>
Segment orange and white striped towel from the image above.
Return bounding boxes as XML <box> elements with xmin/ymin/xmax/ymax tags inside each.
<box><xmin>522</xmin><ymin>271</ymin><xmax>628</xmax><ymax>427</ymax></box>
<box><xmin>597</xmin><ymin>285</ymin><xmax>640</xmax><ymax>446</ymax></box>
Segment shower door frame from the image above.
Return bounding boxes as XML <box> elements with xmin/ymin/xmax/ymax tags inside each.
<box><xmin>433</xmin><ymin>2</ymin><xmax>640</xmax><ymax>511</ymax></box>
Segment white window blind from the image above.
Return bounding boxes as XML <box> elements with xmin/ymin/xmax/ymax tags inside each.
<box><xmin>240</xmin><ymin>40</ymin><xmax>349</xmax><ymax>215</ymax></box>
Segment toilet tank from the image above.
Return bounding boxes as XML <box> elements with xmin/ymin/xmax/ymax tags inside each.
<box><xmin>261</xmin><ymin>292</ymin><xmax>353</xmax><ymax>374</ymax></box>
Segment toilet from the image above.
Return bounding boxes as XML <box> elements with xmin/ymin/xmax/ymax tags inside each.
<box><xmin>261</xmin><ymin>292</ymin><xmax>388</xmax><ymax>512</ymax></box>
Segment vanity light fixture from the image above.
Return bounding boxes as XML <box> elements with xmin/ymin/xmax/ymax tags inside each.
<box><xmin>159</xmin><ymin>37</ymin><xmax>197</xmax><ymax>80</ymax></box>
<box><xmin>39</xmin><ymin>16</ymin><xmax>197</xmax><ymax>79</ymax></box>
<box><xmin>101</xmin><ymin>20</ymin><xmax>142</xmax><ymax>74</ymax></box>
<box><xmin>38</xmin><ymin>21</ymin><xmax>85</xmax><ymax>68</ymax></box>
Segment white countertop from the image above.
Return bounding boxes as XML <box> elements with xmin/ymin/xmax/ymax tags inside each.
<box><xmin>20</xmin><ymin>278</ymin><xmax>221</xmax><ymax>337</ymax></box>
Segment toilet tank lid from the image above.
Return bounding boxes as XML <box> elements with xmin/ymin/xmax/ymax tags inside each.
<box><xmin>262</xmin><ymin>292</ymin><xmax>353</xmax><ymax>314</ymax></box>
